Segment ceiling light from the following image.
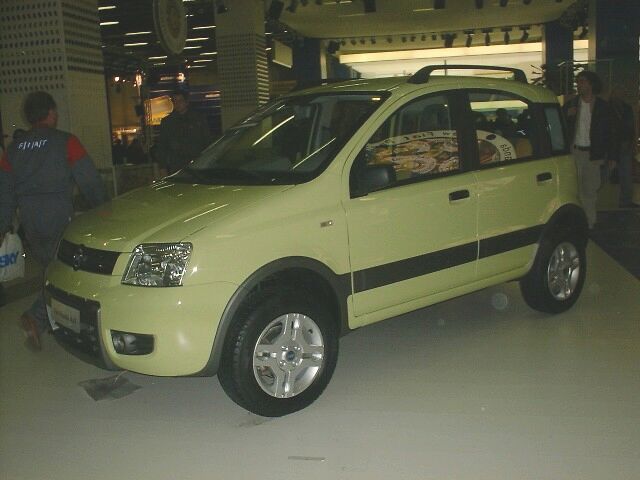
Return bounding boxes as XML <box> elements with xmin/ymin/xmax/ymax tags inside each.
<box><xmin>186</xmin><ymin>37</ymin><xmax>210</xmax><ymax>41</ymax></box>
<box><xmin>200</xmin><ymin>51</ymin><xmax>218</xmax><ymax>55</ymax></box>
<box><xmin>192</xmin><ymin>25</ymin><xmax>216</xmax><ymax>30</ymax></box>
<box><xmin>125</xmin><ymin>31</ymin><xmax>152</xmax><ymax>36</ymax></box>
<box><xmin>443</xmin><ymin>34</ymin><xmax>455</xmax><ymax>48</ymax></box>
<box><xmin>501</xmin><ymin>28</ymin><xmax>512</xmax><ymax>44</ymax></box>
<box><xmin>483</xmin><ymin>29</ymin><xmax>492</xmax><ymax>45</ymax></box>
<box><xmin>216</xmin><ymin>1</ymin><xmax>228</xmax><ymax>14</ymax></box>
<box><xmin>100</xmin><ymin>21</ymin><xmax>119</xmax><ymax>26</ymax></box>
<box><xmin>98</xmin><ymin>5</ymin><xmax>116</xmax><ymax>10</ymax></box>
<box><xmin>363</xmin><ymin>0</ymin><xmax>375</xmax><ymax>13</ymax></box>
<box><xmin>327</xmin><ymin>40</ymin><xmax>340</xmax><ymax>53</ymax></box>
<box><xmin>268</xmin><ymin>0</ymin><xmax>284</xmax><ymax>19</ymax></box>
<box><xmin>579</xmin><ymin>26</ymin><xmax>588</xmax><ymax>39</ymax></box>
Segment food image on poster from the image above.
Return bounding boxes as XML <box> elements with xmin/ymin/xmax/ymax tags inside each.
<box><xmin>476</xmin><ymin>130</ymin><xmax>516</xmax><ymax>164</ymax></box>
<box><xmin>366</xmin><ymin>130</ymin><xmax>460</xmax><ymax>177</ymax></box>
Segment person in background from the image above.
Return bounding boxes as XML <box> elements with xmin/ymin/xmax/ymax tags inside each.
<box><xmin>0</xmin><ymin>91</ymin><xmax>107</xmax><ymax>350</ymax></box>
<box><xmin>111</xmin><ymin>137</ymin><xmax>126</xmax><ymax>165</ymax></box>
<box><xmin>125</xmin><ymin>137</ymin><xmax>147</xmax><ymax>165</ymax></box>
<box><xmin>609</xmin><ymin>90</ymin><xmax>639</xmax><ymax>209</ymax></box>
<box><xmin>562</xmin><ymin>70</ymin><xmax>613</xmax><ymax>229</ymax></box>
<box><xmin>156</xmin><ymin>90</ymin><xmax>211</xmax><ymax>175</ymax></box>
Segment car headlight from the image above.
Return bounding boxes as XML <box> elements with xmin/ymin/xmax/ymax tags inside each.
<box><xmin>122</xmin><ymin>243</ymin><xmax>193</xmax><ymax>287</ymax></box>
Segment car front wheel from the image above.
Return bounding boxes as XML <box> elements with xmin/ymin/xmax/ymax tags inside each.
<box><xmin>218</xmin><ymin>287</ymin><xmax>338</xmax><ymax>417</ymax></box>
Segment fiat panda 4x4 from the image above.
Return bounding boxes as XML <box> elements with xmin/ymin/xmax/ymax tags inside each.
<box><xmin>46</xmin><ymin>65</ymin><xmax>588</xmax><ymax>416</ymax></box>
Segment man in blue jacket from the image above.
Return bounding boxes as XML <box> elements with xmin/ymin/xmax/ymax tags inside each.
<box><xmin>0</xmin><ymin>92</ymin><xmax>106</xmax><ymax>350</ymax></box>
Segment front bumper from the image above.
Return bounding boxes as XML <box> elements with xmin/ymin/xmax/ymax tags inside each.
<box><xmin>46</xmin><ymin>258</ymin><xmax>238</xmax><ymax>376</ymax></box>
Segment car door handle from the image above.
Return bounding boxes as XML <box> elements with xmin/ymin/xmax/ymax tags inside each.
<box><xmin>536</xmin><ymin>172</ymin><xmax>552</xmax><ymax>182</ymax></box>
<box><xmin>449</xmin><ymin>189</ymin><xmax>470</xmax><ymax>201</ymax></box>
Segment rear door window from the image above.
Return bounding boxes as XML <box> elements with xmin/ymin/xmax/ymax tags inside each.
<box><xmin>469</xmin><ymin>91</ymin><xmax>535</xmax><ymax>166</ymax></box>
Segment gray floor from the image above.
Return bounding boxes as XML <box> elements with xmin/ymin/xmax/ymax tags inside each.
<box><xmin>1</xmin><ymin>243</ymin><xmax>639</xmax><ymax>480</ymax></box>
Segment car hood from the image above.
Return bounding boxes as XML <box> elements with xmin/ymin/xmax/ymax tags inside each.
<box><xmin>64</xmin><ymin>180</ymin><xmax>292</xmax><ymax>252</ymax></box>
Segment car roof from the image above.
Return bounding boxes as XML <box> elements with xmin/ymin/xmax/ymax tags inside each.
<box><xmin>292</xmin><ymin>74</ymin><xmax>558</xmax><ymax>104</ymax></box>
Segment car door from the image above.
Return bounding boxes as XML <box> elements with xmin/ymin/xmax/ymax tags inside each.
<box><xmin>467</xmin><ymin>90</ymin><xmax>559</xmax><ymax>279</ymax></box>
<box><xmin>344</xmin><ymin>91</ymin><xmax>479</xmax><ymax>328</ymax></box>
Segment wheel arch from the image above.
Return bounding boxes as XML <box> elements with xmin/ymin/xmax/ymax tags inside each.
<box><xmin>195</xmin><ymin>257</ymin><xmax>351</xmax><ymax>377</ymax></box>
<box><xmin>539</xmin><ymin>203</ymin><xmax>589</xmax><ymax>249</ymax></box>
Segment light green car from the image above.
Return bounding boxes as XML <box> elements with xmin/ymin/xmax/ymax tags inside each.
<box><xmin>45</xmin><ymin>66</ymin><xmax>588</xmax><ymax>416</ymax></box>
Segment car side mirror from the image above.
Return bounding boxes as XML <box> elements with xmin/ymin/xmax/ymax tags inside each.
<box><xmin>352</xmin><ymin>164</ymin><xmax>396</xmax><ymax>197</ymax></box>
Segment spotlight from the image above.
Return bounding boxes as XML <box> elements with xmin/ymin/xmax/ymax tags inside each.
<box><xmin>465</xmin><ymin>32</ymin><xmax>473</xmax><ymax>48</ymax></box>
<box><xmin>286</xmin><ymin>0</ymin><xmax>298</xmax><ymax>13</ymax></box>
<box><xmin>350</xmin><ymin>38</ymin><xmax>357</xmax><ymax>45</ymax></box>
<box><xmin>499</xmin><ymin>0</ymin><xmax>508</xmax><ymax>6</ymax></box>
<box><xmin>363</xmin><ymin>0</ymin><xmax>376</xmax><ymax>13</ymax></box>
<box><xmin>578</xmin><ymin>26</ymin><xmax>588</xmax><ymax>39</ymax></box>
<box><xmin>483</xmin><ymin>29</ymin><xmax>492</xmax><ymax>45</ymax></box>
<box><xmin>267</xmin><ymin>0</ymin><xmax>284</xmax><ymax>19</ymax></box>
<box><xmin>431</xmin><ymin>34</ymin><xmax>437</xmax><ymax>41</ymax></box>
<box><xmin>443</xmin><ymin>33</ymin><xmax>455</xmax><ymax>48</ymax></box>
<box><xmin>475</xmin><ymin>0</ymin><xmax>483</xmax><ymax>8</ymax></box>
<box><xmin>434</xmin><ymin>0</ymin><xmax>445</xmax><ymax>9</ymax></box>
<box><xmin>502</xmin><ymin>28</ymin><xmax>511</xmax><ymax>44</ymax></box>
<box><xmin>216</xmin><ymin>0</ymin><xmax>228</xmax><ymax>14</ymax></box>
<box><xmin>359</xmin><ymin>38</ymin><xmax>365</xmax><ymax>44</ymax></box>
<box><xmin>421</xmin><ymin>34</ymin><xmax>426</xmax><ymax>41</ymax></box>
<box><xmin>327</xmin><ymin>40</ymin><xmax>340</xmax><ymax>54</ymax></box>
<box><xmin>410</xmin><ymin>35</ymin><xmax>416</xmax><ymax>42</ymax></box>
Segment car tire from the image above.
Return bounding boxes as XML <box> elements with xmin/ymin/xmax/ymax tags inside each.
<box><xmin>519</xmin><ymin>229</ymin><xmax>586</xmax><ymax>314</ymax></box>
<box><xmin>218</xmin><ymin>286</ymin><xmax>338</xmax><ymax>417</ymax></box>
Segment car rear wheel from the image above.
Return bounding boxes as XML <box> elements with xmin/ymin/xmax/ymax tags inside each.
<box><xmin>218</xmin><ymin>287</ymin><xmax>338</xmax><ymax>417</ymax></box>
<box><xmin>520</xmin><ymin>230</ymin><xmax>586</xmax><ymax>314</ymax></box>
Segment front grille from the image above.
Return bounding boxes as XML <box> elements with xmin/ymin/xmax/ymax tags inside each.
<box><xmin>57</xmin><ymin>239</ymin><xmax>120</xmax><ymax>275</ymax></box>
<box><xmin>45</xmin><ymin>284</ymin><xmax>105</xmax><ymax>366</ymax></box>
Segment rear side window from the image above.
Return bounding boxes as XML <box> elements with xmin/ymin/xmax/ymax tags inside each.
<box><xmin>544</xmin><ymin>105</ymin><xmax>567</xmax><ymax>153</ymax></box>
<box><xmin>469</xmin><ymin>91</ymin><xmax>534</xmax><ymax>166</ymax></box>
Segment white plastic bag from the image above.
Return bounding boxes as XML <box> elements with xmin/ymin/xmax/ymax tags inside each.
<box><xmin>0</xmin><ymin>232</ymin><xmax>25</xmax><ymax>283</ymax></box>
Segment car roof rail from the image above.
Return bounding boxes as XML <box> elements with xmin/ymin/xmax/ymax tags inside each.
<box><xmin>408</xmin><ymin>65</ymin><xmax>528</xmax><ymax>84</ymax></box>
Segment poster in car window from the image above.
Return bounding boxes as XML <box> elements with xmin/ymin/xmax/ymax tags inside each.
<box><xmin>476</xmin><ymin>130</ymin><xmax>516</xmax><ymax>164</ymax></box>
<box><xmin>366</xmin><ymin>130</ymin><xmax>459</xmax><ymax>176</ymax></box>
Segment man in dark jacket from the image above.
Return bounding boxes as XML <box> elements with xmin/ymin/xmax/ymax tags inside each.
<box><xmin>0</xmin><ymin>91</ymin><xmax>107</xmax><ymax>350</ymax></box>
<box><xmin>157</xmin><ymin>90</ymin><xmax>211</xmax><ymax>175</ymax></box>
<box><xmin>563</xmin><ymin>70</ymin><xmax>613</xmax><ymax>229</ymax></box>
<box><xmin>609</xmin><ymin>90</ymin><xmax>639</xmax><ymax>208</ymax></box>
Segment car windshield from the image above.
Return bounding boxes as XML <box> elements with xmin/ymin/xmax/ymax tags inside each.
<box><xmin>171</xmin><ymin>92</ymin><xmax>387</xmax><ymax>185</ymax></box>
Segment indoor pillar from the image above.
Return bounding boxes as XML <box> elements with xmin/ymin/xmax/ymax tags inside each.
<box><xmin>0</xmin><ymin>0</ymin><xmax>112</xmax><ymax>170</ymax></box>
<box><xmin>542</xmin><ymin>21</ymin><xmax>574</xmax><ymax>96</ymax></box>
<box><xmin>216</xmin><ymin>0</ymin><xmax>269</xmax><ymax>130</ymax></box>
<box><xmin>588</xmin><ymin>0</ymin><xmax>639</xmax><ymax>107</ymax></box>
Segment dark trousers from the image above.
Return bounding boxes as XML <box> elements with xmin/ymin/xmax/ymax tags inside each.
<box><xmin>25</xmin><ymin>229</ymin><xmax>64</xmax><ymax>332</ymax></box>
